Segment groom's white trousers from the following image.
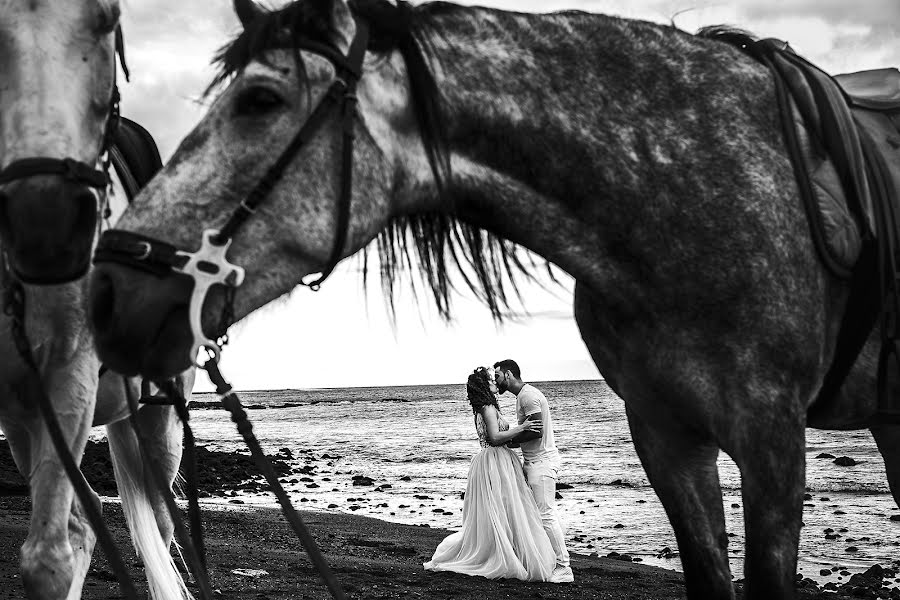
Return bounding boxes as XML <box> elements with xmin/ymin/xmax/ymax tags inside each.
<box><xmin>524</xmin><ymin>459</ymin><xmax>570</xmax><ymax>568</ymax></box>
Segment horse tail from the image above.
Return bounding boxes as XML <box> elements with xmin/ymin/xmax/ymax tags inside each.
<box><xmin>106</xmin><ymin>418</ymin><xmax>194</xmax><ymax>600</ymax></box>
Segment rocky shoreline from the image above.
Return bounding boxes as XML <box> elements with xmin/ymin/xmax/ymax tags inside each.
<box><xmin>0</xmin><ymin>441</ymin><xmax>899</xmax><ymax>598</ymax></box>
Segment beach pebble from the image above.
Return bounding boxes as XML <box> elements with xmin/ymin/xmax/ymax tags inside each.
<box><xmin>231</xmin><ymin>569</ymin><xmax>268</xmax><ymax>578</ymax></box>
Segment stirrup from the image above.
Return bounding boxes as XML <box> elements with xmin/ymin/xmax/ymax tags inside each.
<box><xmin>138</xmin><ymin>379</ymin><xmax>174</xmax><ymax>406</ymax></box>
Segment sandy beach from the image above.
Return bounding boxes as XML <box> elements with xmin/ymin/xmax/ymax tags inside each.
<box><xmin>0</xmin><ymin>441</ymin><xmax>897</xmax><ymax>599</ymax></box>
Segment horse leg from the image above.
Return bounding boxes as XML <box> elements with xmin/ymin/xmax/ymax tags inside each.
<box><xmin>105</xmin><ymin>372</ymin><xmax>192</xmax><ymax>600</ymax></box>
<box><xmin>730</xmin><ymin>406</ymin><xmax>806</xmax><ymax>600</ymax></box>
<box><xmin>871</xmin><ymin>424</ymin><xmax>900</xmax><ymax>509</ymax></box>
<box><xmin>626</xmin><ymin>406</ymin><xmax>735</xmax><ymax>599</ymax></box>
<box><xmin>573</xmin><ymin>282</ymin><xmax>734</xmax><ymax>598</ymax></box>
<box><xmin>1</xmin><ymin>376</ymin><xmax>99</xmax><ymax>600</ymax></box>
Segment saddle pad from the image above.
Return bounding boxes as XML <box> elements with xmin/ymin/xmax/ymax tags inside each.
<box><xmin>835</xmin><ymin>68</ymin><xmax>900</xmax><ymax>111</ymax></box>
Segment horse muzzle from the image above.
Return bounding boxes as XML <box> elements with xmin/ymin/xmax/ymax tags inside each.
<box><xmin>89</xmin><ymin>259</ymin><xmax>198</xmax><ymax>378</ymax></box>
<box><xmin>0</xmin><ymin>160</ymin><xmax>105</xmax><ymax>284</ymax></box>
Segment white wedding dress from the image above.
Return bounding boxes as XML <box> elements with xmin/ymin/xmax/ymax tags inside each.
<box><xmin>423</xmin><ymin>410</ymin><xmax>556</xmax><ymax>581</ymax></box>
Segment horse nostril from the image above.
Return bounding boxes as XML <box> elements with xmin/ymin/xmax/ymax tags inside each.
<box><xmin>73</xmin><ymin>188</ymin><xmax>99</xmax><ymax>238</ymax></box>
<box><xmin>90</xmin><ymin>271</ymin><xmax>116</xmax><ymax>334</ymax></box>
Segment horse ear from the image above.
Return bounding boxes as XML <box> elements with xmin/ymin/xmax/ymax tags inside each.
<box><xmin>234</xmin><ymin>0</ymin><xmax>264</xmax><ymax>29</ymax></box>
<box><xmin>326</xmin><ymin>0</ymin><xmax>356</xmax><ymax>55</ymax></box>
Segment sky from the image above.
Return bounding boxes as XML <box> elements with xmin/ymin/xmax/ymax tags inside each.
<box><xmin>113</xmin><ymin>0</ymin><xmax>900</xmax><ymax>391</ymax></box>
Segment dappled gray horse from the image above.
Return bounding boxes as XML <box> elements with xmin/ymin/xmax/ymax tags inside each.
<box><xmin>0</xmin><ymin>2</ymin><xmax>193</xmax><ymax>599</ymax></box>
<box><xmin>87</xmin><ymin>1</ymin><xmax>900</xmax><ymax>598</ymax></box>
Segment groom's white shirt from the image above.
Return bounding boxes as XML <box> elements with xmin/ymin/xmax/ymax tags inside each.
<box><xmin>516</xmin><ymin>384</ymin><xmax>561</xmax><ymax>465</ymax></box>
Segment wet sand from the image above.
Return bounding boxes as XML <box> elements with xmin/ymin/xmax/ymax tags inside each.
<box><xmin>0</xmin><ymin>442</ymin><xmax>897</xmax><ymax>599</ymax></box>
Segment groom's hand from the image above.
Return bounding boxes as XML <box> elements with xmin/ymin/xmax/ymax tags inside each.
<box><xmin>514</xmin><ymin>413</ymin><xmax>543</xmax><ymax>442</ymax></box>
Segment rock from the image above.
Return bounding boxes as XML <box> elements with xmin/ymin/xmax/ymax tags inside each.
<box><xmin>351</xmin><ymin>475</ymin><xmax>374</xmax><ymax>486</ymax></box>
<box><xmin>820</xmin><ymin>569</ymin><xmax>832</xmax><ymax>576</ymax></box>
<box><xmin>845</xmin><ymin>546</ymin><xmax>858</xmax><ymax>553</ymax></box>
<box><xmin>556</xmin><ymin>482</ymin><xmax>573</xmax><ymax>490</ymax></box>
<box><xmin>816</xmin><ymin>453</ymin><xmax>836</xmax><ymax>459</ymax></box>
<box><xmin>890</xmin><ymin>515</ymin><xmax>900</xmax><ymax>522</ymax></box>
<box><xmin>833</xmin><ymin>456</ymin><xmax>858</xmax><ymax>466</ymax></box>
<box><xmin>399</xmin><ymin>476</ymin><xmax>411</xmax><ymax>481</ymax></box>
<box><xmin>555</xmin><ymin>492</ymin><xmax>563</xmax><ymax>500</ymax></box>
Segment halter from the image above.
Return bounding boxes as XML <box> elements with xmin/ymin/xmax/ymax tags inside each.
<box><xmin>0</xmin><ymin>26</ymin><xmax>129</xmax><ymax>193</ymax></box>
<box><xmin>95</xmin><ymin>19</ymin><xmax>370</xmax><ymax>367</ymax></box>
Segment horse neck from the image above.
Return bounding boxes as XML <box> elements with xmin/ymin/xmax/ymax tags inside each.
<box><xmin>419</xmin><ymin>7</ymin><xmax>779</xmax><ymax>281</ymax></box>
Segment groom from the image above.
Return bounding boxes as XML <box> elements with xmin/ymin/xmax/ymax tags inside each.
<box><xmin>495</xmin><ymin>359</ymin><xmax>573</xmax><ymax>583</ymax></box>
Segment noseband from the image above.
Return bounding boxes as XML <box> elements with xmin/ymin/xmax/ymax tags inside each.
<box><xmin>94</xmin><ymin>20</ymin><xmax>370</xmax><ymax>365</ymax></box>
<box><xmin>0</xmin><ymin>27</ymin><xmax>129</xmax><ymax>192</ymax></box>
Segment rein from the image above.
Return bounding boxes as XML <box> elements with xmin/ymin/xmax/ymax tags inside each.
<box><xmin>93</xmin><ymin>19</ymin><xmax>373</xmax><ymax>600</ymax></box>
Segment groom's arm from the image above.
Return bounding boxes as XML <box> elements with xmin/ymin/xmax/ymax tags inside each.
<box><xmin>512</xmin><ymin>388</ymin><xmax>544</xmax><ymax>443</ymax></box>
<box><xmin>511</xmin><ymin>412</ymin><xmax>542</xmax><ymax>443</ymax></box>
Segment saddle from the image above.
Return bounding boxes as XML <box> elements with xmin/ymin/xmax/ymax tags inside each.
<box><xmin>109</xmin><ymin>116</ymin><xmax>163</xmax><ymax>201</ymax></box>
<box><xmin>739</xmin><ymin>39</ymin><xmax>900</xmax><ymax>423</ymax></box>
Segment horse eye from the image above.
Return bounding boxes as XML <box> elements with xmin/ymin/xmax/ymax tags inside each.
<box><xmin>234</xmin><ymin>87</ymin><xmax>285</xmax><ymax>116</ymax></box>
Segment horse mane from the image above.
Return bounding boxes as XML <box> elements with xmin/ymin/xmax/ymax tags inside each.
<box><xmin>209</xmin><ymin>0</ymin><xmax>539</xmax><ymax>321</ymax></box>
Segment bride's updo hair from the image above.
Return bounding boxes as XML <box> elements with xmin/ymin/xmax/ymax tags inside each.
<box><xmin>467</xmin><ymin>367</ymin><xmax>499</xmax><ymax>415</ymax></box>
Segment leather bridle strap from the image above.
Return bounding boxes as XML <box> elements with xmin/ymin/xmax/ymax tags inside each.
<box><xmin>214</xmin><ymin>20</ymin><xmax>370</xmax><ymax>289</ymax></box>
<box><xmin>0</xmin><ymin>25</ymin><xmax>128</xmax><ymax>190</ymax></box>
<box><xmin>0</xmin><ymin>156</ymin><xmax>108</xmax><ymax>188</ymax></box>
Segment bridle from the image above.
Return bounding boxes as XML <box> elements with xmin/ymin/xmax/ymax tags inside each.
<box><xmin>0</xmin><ymin>26</ymin><xmax>129</xmax><ymax>285</ymax></box>
<box><xmin>95</xmin><ymin>19</ymin><xmax>369</xmax><ymax>367</ymax></box>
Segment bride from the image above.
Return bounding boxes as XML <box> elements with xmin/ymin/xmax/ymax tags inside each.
<box><xmin>424</xmin><ymin>366</ymin><xmax>556</xmax><ymax>581</ymax></box>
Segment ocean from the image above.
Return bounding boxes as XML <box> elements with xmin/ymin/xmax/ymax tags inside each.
<box><xmin>98</xmin><ymin>380</ymin><xmax>900</xmax><ymax>584</ymax></box>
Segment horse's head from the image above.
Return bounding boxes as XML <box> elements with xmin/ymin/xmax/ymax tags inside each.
<box><xmin>90</xmin><ymin>0</ymin><xmax>450</xmax><ymax>378</ymax></box>
<box><xmin>0</xmin><ymin>0</ymin><xmax>123</xmax><ymax>283</ymax></box>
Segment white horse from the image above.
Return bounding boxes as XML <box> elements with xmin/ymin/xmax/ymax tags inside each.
<box><xmin>0</xmin><ymin>2</ymin><xmax>193</xmax><ymax>599</ymax></box>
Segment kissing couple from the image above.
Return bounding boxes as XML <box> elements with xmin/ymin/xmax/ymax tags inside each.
<box><xmin>424</xmin><ymin>359</ymin><xmax>573</xmax><ymax>583</ymax></box>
